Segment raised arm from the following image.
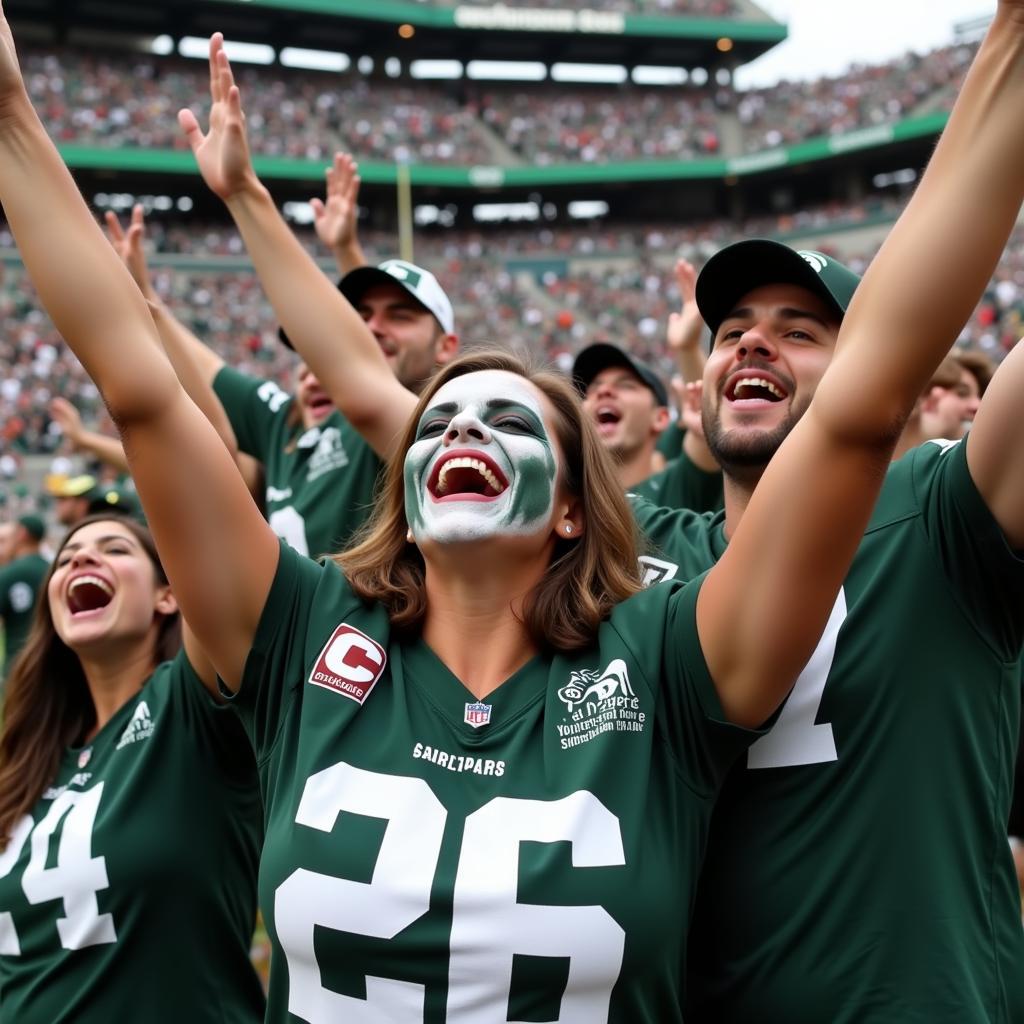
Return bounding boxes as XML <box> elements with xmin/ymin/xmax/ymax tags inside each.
<box><xmin>178</xmin><ymin>36</ymin><xmax>416</xmax><ymax>458</ymax></box>
<box><xmin>311</xmin><ymin>152</ymin><xmax>369</xmax><ymax>277</ymax></box>
<box><xmin>104</xmin><ymin>207</ymin><xmax>266</xmax><ymax>500</ymax></box>
<box><xmin>0</xmin><ymin>9</ymin><xmax>277</xmax><ymax>689</ymax></box>
<box><xmin>49</xmin><ymin>397</ymin><xmax>130</xmax><ymax>474</ymax></box>
<box><xmin>963</xmin><ymin>338</ymin><xmax>1024</xmax><ymax>549</ymax></box>
<box><xmin>699</xmin><ymin>2</ymin><xmax>1024</xmax><ymax>727</ymax></box>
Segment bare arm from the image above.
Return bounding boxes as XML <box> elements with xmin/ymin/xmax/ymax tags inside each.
<box><xmin>312</xmin><ymin>152</ymin><xmax>369</xmax><ymax>277</ymax></box>
<box><xmin>666</xmin><ymin>258</ymin><xmax>706</xmax><ymax>385</ymax></box>
<box><xmin>178</xmin><ymin>38</ymin><xmax>416</xmax><ymax>459</ymax></box>
<box><xmin>699</xmin><ymin>4</ymin><xmax>1024</xmax><ymax>727</ymax></box>
<box><xmin>964</xmin><ymin>339</ymin><xmax>1024</xmax><ymax>548</ymax></box>
<box><xmin>0</xmin><ymin>12</ymin><xmax>277</xmax><ymax>689</ymax></box>
<box><xmin>49</xmin><ymin>397</ymin><xmax>130</xmax><ymax>474</ymax></box>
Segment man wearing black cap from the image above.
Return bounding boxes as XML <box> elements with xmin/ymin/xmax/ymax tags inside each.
<box><xmin>635</xmin><ymin>237</ymin><xmax>1024</xmax><ymax>1021</ymax></box>
<box><xmin>0</xmin><ymin>514</ymin><xmax>48</xmax><ymax>679</ymax></box>
<box><xmin>573</xmin><ymin>342</ymin><xmax>671</xmax><ymax>489</ymax></box>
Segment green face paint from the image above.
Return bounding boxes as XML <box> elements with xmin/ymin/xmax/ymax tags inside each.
<box><xmin>404</xmin><ymin>370</ymin><xmax>559</xmax><ymax>545</ymax></box>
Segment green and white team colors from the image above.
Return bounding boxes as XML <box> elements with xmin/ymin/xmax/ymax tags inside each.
<box><xmin>0</xmin><ymin>653</ymin><xmax>265</xmax><ymax>1024</ymax></box>
<box><xmin>0</xmin><ymin>552</ymin><xmax>48</xmax><ymax>676</ymax></box>
<box><xmin>634</xmin><ymin>439</ymin><xmax>1024</xmax><ymax>1024</ymax></box>
<box><xmin>231</xmin><ymin>542</ymin><xmax>762</xmax><ymax>1023</ymax></box>
<box><xmin>214</xmin><ymin>365</ymin><xmax>382</xmax><ymax>558</ymax></box>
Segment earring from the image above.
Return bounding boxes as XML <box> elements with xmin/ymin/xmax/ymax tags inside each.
<box><xmin>564</xmin><ymin>524</ymin><xmax>573</xmax><ymax>535</ymax></box>
<box><xmin>406</xmin><ymin>528</ymin><xmax>414</xmax><ymax>543</ymax></box>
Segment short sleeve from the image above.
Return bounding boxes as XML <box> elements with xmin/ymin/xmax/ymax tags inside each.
<box><xmin>915</xmin><ymin>439</ymin><xmax>1024</xmax><ymax>658</ymax></box>
<box><xmin>224</xmin><ymin>541</ymin><xmax>360</xmax><ymax>762</ymax></box>
<box><xmin>656</xmin><ymin>577</ymin><xmax>766</xmax><ymax>795</ymax></box>
<box><xmin>213</xmin><ymin>364</ymin><xmax>293</xmax><ymax>461</ymax></box>
<box><xmin>163</xmin><ymin>651</ymin><xmax>258</xmax><ymax>787</ymax></box>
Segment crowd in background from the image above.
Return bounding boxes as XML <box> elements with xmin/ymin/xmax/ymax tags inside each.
<box><xmin>2</xmin><ymin>192</ymin><xmax>1022</xmax><ymax>460</ymax></box>
<box><xmin>20</xmin><ymin>37</ymin><xmax>979</xmax><ymax>167</ymax></box>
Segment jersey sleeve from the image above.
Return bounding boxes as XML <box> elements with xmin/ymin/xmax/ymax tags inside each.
<box><xmin>655</xmin><ymin>576</ymin><xmax>766</xmax><ymax>795</ymax></box>
<box><xmin>633</xmin><ymin>448</ymin><xmax>723</xmax><ymax>514</ymax></box>
<box><xmin>225</xmin><ymin>541</ymin><xmax>361</xmax><ymax>762</ymax></box>
<box><xmin>163</xmin><ymin>651</ymin><xmax>259</xmax><ymax>787</ymax></box>
<box><xmin>212</xmin><ymin>364</ymin><xmax>293</xmax><ymax>461</ymax></box>
<box><xmin>914</xmin><ymin>439</ymin><xmax>1024</xmax><ymax>659</ymax></box>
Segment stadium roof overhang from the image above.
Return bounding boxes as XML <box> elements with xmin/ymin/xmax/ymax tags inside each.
<box><xmin>9</xmin><ymin>0</ymin><xmax>786</xmax><ymax>70</ymax></box>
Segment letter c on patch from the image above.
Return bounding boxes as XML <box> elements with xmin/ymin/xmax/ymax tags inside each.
<box><xmin>325</xmin><ymin>631</ymin><xmax>385</xmax><ymax>683</ymax></box>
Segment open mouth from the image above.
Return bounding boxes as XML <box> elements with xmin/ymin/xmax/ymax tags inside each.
<box><xmin>725</xmin><ymin>374</ymin><xmax>788</xmax><ymax>404</ymax></box>
<box><xmin>305</xmin><ymin>394</ymin><xmax>334</xmax><ymax>416</ymax></box>
<box><xmin>594</xmin><ymin>405</ymin><xmax>622</xmax><ymax>434</ymax></box>
<box><xmin>67</xmin><ymin>575</ymin><xmax>114</xmax><ymax>616</ymax></box>
<box><xmin>427</xmin><ymin>451</ymin><xmax>509</xmax><ymax>502</ymax></box>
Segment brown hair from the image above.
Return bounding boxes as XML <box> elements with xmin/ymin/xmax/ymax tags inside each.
<box><xmin>337</xmin><ymin>349</ymin><xmax>642</xmax><ymax>653</ymax></box>
<box><xmin>0</xmin><ymin>515</ymin><xmax>181</xmax><ymax>846</ymax></box>
<box><xmin>928</xmin><ymin>354</ymin><xmax>964</xmax><ymax>392</ymax></box>
<box><xmin>952</xmin><ymin>349</ymin><xmax>995</xmax><ymax>396</ymax></box>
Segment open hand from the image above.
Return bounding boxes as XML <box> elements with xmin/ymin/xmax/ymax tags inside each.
<box><xmin>311</xmin><ymin>152</ymin><xmax>362</xmax><ymax>253</ymax></box>
<box><xmin>49</xmin><ymin>397</ymin><xmax>85</xmax><ymax>449</ymax></box>
<box><xmin>104</xmin><ymin>204</ymin><xmax>155</xmax><ymax>299</ymax></box>
<box><xmin>178</xmin><ymin>33</ymin><xmax>258</xmax><ymax>201</ymax></box>
<box><xmin>673</xmin><ymin>376</ymin><xmax>707</xmax><ymax>441</ymax></box>
<box><xmin>666</xmin><ymin>258</ymin><xmax>703</xmax><ymax>352</ymax></box>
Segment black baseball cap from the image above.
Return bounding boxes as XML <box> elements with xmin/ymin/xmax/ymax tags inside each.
<box><xmin>572</xmin><ymin>343</ymin><xmax>669</xmax><ymax>408</ymax></box>
<box><xmin>696</xmin><ymin>240</ymin><xmax>861</xmax><ymax>340</ymax></box>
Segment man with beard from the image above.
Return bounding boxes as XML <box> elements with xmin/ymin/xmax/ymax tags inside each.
<box><xmin>632</xmin><ymin>236</ymin><xmax>1024</xmax><ymax>1021</ymax></box>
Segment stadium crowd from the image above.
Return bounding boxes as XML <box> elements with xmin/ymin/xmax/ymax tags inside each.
<box><xmin>19</xmin><ymin>36</ymin><xmax>979</xmax><ymax>167</ymax></box>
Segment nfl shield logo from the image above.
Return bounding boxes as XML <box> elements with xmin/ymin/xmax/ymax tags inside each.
<box><xmin>78</xmin><ymin>748</ymin><xmax>91</xmax><ymax>769</ymax></box>
<box><xmin>464</xmin><ymin>702</ymin><xmax>492</xmax><ymax>729</ymax></box>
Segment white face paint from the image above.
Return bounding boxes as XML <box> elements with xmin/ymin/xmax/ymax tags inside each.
<box><xmin>404</xmin><ymin>370</ymin><xmax>560</xmax><ymax>546</ymax></box>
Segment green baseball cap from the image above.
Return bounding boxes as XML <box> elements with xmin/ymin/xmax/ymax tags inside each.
<box><xmin>696</xmin><ymin>239</ymin><xmax>861</xmax><ymax>340</ymax></box>
<box><xmin>17</xmin><ymin>514</ymin><xmax>45</xmax><ymax>541</ymax></box>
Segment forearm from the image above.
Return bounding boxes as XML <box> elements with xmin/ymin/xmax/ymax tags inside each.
<box><xmin>333</xmin><ymin>237</ymin><xmax>368</xmax><ymax>278</ymax></box>
<box><xmin>682</xmin><ymin>429</ymin><xmax>719</xmax><ymax>474</ymax></box>
<box><xmin>671</xmin><ymin>345</ymin><xmax>705</xmax><ymax>385</ymax></box>
<box><xmin>149</xmin><ymin>302</ymin><xmax>238</xmax><ymax>457</ymax></box>
<box><xmin>827</xmin><ymin>8</ymin><xmax>1024</xmax><ymax>432</ymax></box>
<box><xmin>73</xmin><ymin>429</ymin><xmax>130</xmax><ymax>473</ymax></box>
<box><xmin>0</xmin><ymin>95</ymin><xmax>178</xmax><ymax>422</ymax></box>
<box><xmin>225</xmin><ymin>182</ymin><xmax>393</xmax><ymax>411</ymax></box>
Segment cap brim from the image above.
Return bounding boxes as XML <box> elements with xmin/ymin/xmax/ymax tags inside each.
<box><xmin>696</xmin><ymin>239</ymin><xmax>846</xmax><ymax>338</ymax></box>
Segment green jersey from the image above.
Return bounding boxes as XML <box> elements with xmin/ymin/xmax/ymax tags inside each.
<box><xmin>0</xmin><ymin>553</ymin><xmax>48</xmax><ymax>676</ymax></box>
<box><xmin>229</xmin><ymin>542</ymin><xmax>761</xmax><ymax>1023</ymax></box>
<box><xmin>632</xmin><ymin>439</ymin><xmax>1024</xmax><ymax>1023</ymax></box>
<box><xmin>0</xmin><ymin>653</ymin><xmax>265</xmax><ymax>1023</ymax></box>
<box><xmin>631</xmin><ymin>447</ymin><xmax>723</xmax><ymax>514</ymax></box>
<box><xmin>655</xmin><ymin>420</ymin><xmax>685</xmax><ymax>460</ymax></box>
<box><xmin>214</xmin><ymin>365</ymin><xmax>382</xmax><ymax>558</ymax></box>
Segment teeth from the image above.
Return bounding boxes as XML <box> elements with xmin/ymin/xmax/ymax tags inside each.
<box><xmin>735</xmin><ymin>377</ymin><xmax>783</xmax><ymax>399</ymax></box>
<box><xmin>69</xmin><ymin>574</ymin><xmax>113</xmax><ymax>597</ymax></box>
<box><xmin>435</xmin><ymin>457</ymin><xmax>504</xmax><ymax>495</ymax></box>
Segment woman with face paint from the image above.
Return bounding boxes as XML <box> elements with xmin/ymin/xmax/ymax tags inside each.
<box><xmin>2</xmin><ymin>2</ymin><xmax>1024</xmax><ymax>1018</ymax></box>
<box><xmin>0</xmin><ymin>515</ymin><xmax>264</xmax><ymax>1023</ymax></box>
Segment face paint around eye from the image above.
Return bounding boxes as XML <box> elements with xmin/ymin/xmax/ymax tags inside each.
<box><xmin>404</xmin><ymin>370</ymin><xmax>559</xmax><ymax>546</ymax></box>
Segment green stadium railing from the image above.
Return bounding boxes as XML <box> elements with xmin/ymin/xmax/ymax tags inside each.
<box><xmin>57</xmin><ymin>111</ymin><xmax>949</xmax><ymax>188</ymax></box>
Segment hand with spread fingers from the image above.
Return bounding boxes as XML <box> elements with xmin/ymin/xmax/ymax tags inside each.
<box><xmin>104</xmin><ymin>204</ymin><xmax>157</xmax><ymax>301</ymax></box>
<box><xmin>312</xmin><ymin>153</ymin><xmax>361</xmax><ymax>252</ymax></box>
<box><xmin>666</xmin><ymin>259</ymin><xmax>703</xmax><ymax>355</ymax></box>
<box><xmin>49</xmin><ymin>396</ymin><xmax>86</xmax><ymax>450</ymax></box>
<box><xmin>178</xmin><ymin>33</ymin><xmax>259</xmax><ymax>202</ymax></box>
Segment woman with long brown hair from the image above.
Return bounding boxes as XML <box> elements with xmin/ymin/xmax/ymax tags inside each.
<box><xmin>1</xmin><ymin>5</ymin><xmax>1024</xmax><ymax>1020</ymax></box>
<box><xmin>0</xmin><ymin>515</ymin><xmax>264</xmax><ymax>1023</ymax></box>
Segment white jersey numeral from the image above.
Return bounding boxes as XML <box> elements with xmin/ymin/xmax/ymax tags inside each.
<box><xmin>747</xmin><ymin>589</ymin><xmax>846</xmax><ymax>769</ymax></box>
<box><xmin>268</xmin><ymin>506</ymin><xmax>310</xmax><ymax>557</ymax></box>
<box><xmin>0</xmin><ymin>815</ymin><xmax>33</xmax><ymax>954</ymax></box>
<box><xmin>276</xmin><ymin>763</ymin><xmax>447</xmax><ymax>1023</ymax></box>
<box><xmin>21</xmin><ymin>784</ymin><xmax>116</xmax><ymax>949</ymax></box>
<box><xmin>448</xmin><ymin>793</ymin><xmax>625</xmax><ymax>1023</ymax></box>
<box><xmin>276</xmin><ymin>765</ymin><xmax>626</xmax><ymax>1024</ymax></box>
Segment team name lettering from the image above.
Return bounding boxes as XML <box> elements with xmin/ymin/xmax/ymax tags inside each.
<box><xmin>42</xmin><ymin>772</ymin><xmax>93</xmax><ymax>799</ymax></box>
<box><xmin>412</xmin><ymin>742</ymin><xmax>505</xmax><ymax>776</ymax></box>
